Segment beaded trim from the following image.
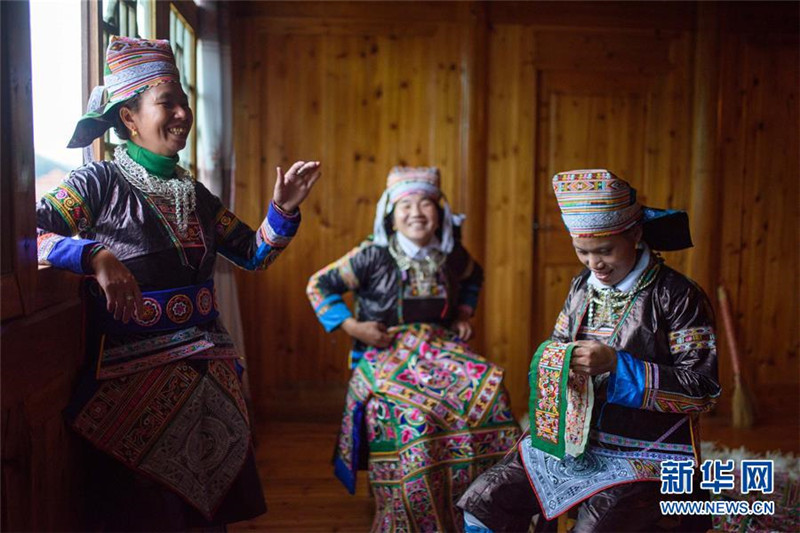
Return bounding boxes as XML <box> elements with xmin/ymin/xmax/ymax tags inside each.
<box><xmin>585</xmin><ymin>260</ymin><xmax>661</xmax><ymax>329</ymax></box>
<box><xmin>114</xmin><ymin>144</ymin><xmax>196</xmax><ymax>235</ymax></box>
<box><xmin>387</xmin><ymin>234</ymin><xmax>446</xmax><ymax>298</ymax></box>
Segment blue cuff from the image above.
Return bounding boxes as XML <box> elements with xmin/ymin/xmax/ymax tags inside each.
<box><xmin>47</xmin><ymin>237</ymin><xmax>101</xmax><ymax>274</ymax></box>
<box><xmin>607</xmin><ymin>350</ymin><xmax>646</xmax><ymax>408</ymax></box>
<box><xmin>316</xmin><ymin>294</ymin><xmax>353</xmax><ymax>332</ymax></box>
<box><xmin>266</xmin><ymin>202</ymin><xmax>300</xmax><ymax>238</ymax></box>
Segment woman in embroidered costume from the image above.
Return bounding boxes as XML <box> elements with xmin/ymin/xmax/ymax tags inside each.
<box><xmin>35</xmin><ymin>36</ymin><xmax>321</xmax><ymax>530</ymax></box>
<box><xmin>458</xmin><ymin>170</ymin><xmax>721</xmax><ymax>532</ymax></box>
<box><xmin>306</xmin><ymin>167</ymin><xmax>520</xmax><ymax>532</ymax></box>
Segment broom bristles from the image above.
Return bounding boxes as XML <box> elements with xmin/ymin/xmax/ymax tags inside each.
<box><xmin>731</xmin><ymin>375</ymin><xmax>755</xmax><ymax>429</ymax></box>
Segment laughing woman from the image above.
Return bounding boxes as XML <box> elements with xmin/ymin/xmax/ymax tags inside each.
<box><xmin>35</xmin><ymin>37</ymin><xmax>321</xmax><ymax>530</ymax></box>
<box><xmin>307</xmin><ymin>167</ymin><xmax>520</xmax><ymax>532</ymax></box>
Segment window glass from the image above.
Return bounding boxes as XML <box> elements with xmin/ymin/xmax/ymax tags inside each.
<box><xmin>29</xmin><ymin>0</ymin><xmax>83</xmax><ymax>200</ymax></box>
<box><xmin>170</xmin><ymin>5</ymin><xmax>196</xmax><ymax>174</ymax></box>
<box><xmin>101</xmin><ymin>0</ymin><xmax>154</xmax><ymax>156</ymax></box>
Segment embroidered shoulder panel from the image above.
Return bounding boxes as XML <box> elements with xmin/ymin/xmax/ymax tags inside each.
<box><xmin>307</xmin><ymin>245</ymin><xmax>363</xmax><ymax>308</ymax></box>
<box><xmin>554</xmin><ymin>311</ymin><xmax>570</xmax><ymax>337</ymax></box>
<box><xmin>43</xmin><ymin>183</ymin><xmax>94</xmax><ymax>234</ymax></box>
<box><xmin>641</xmin><ymin>361</ymin><xmax>718</xmax><ymax>413</ymax></box>
<box><xmin>668</xmin><ymin>326</ymin><xmax>716</xmax><ymax>354</ymax></box>
<box><xmin>214</xmin><ymin>208</ymin><xmax>241</xmax><ymax>241</ymax></box>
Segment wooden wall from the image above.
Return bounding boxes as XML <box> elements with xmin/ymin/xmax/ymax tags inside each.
<box><xmin>716</xmin><ymin>8</ymin><xmax>800</xmax><ymax>421</ymax></box>
<box><xmin>1</xmin><ymin>2</ymin><xmax>88</xmax><ymax>529</ymax></box>
<box><xmin>230</xmin><ymin>1</ymin><xmax>799</xmax><ymax>423</ymax></box>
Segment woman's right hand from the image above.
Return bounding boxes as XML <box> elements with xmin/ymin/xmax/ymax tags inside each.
<box><xmin>90</xmin><ymin>249</ymin><xmax>143</xmax><ymax>323</ymax></box>
<box><xmin>341</xmin><ymin>318</ymin><xmax>393</xmax><ymax>348</ymax></box>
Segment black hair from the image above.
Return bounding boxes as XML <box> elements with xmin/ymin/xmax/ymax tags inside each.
<box><xmin>110</xmin><ymin>95</ymin><xmax>142</xmax><ymax>140</ymax></box>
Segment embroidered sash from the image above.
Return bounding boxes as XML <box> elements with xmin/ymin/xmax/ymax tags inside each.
<box><xmin>528</xmin><ymin>340</ymin><xmax>593</xmax><ymax>459</ymax></box>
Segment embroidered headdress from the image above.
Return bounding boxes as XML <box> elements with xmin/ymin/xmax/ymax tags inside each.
<box><xmin>553</xmin><ymin>169</ymin><xmax>693</xmax><ymax>251</ymax></box>
<box><xmin>372</xmin><ymin>166</ymin><xmax>461</xmax><ymax>253</ymax></box>
<box><xmin>67</xmin><ymin>36</ymin><xmax>181</xmax><ymax>150</ymax></box>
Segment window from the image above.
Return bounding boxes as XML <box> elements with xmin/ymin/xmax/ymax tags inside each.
<box><xmin>2</xmin><ymin>0</ymin><xmax>199</xmax><ymax>322</ymax></box>
<box><xmin>29</xmin><ymin>0</ymin><xmax>84</xmax><ymax>200</ymax></box>
<box><xmin>101</xmin><ymin>0</ymin><xmax>155</xmax><ymax>158</ymax></box>
<box><xmin>170</xmin><ymin>4</ymin><xmax>197</xmax><ymax>174</ymax></box>
<box><xmin>95</xmin><ymin>0</ymin><xmax>197</xmax><ymax>172</ymax></box>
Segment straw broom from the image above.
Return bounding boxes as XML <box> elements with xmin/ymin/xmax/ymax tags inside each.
<box><xmin>717</xmin><ymin>285</ymin><xmax>755</xmax><ymax>428</ymax></box>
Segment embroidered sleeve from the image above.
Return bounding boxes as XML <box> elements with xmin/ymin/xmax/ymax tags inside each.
<box><xmin>215</xmin><ymin>201</ymin><xmax>301</xmax><ymax>271</ymax></box>
<box><xmin>607</xmin><ymin>279</ymin><xmax>721</xmax><ymax>414</ymax></box>
<box><xmin>39</xmin><ymin>182</ymin><xmax>96</xmax><ymax>235</ymax></box>
<box><xmin>306</xmin><ymin>242</ymin><xmax>371</xmax><ymax>332</ymax></box>
<box><xmin>36</xmin><ymin>166</ymin><xmax>107</xmax><ymax>273</ymax></box>
<box><xmin>554</xmin><ymin>311</ymin><xmax>570</xmax><ymax>339</ymax></box>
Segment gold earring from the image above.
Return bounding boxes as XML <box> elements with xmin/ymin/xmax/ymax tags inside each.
<box><xmin>131</xmin><ymin>129</ymin><xmax>138</xmax><ymax>138</ymax></box>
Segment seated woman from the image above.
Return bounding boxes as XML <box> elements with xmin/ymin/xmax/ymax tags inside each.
<box><xmin>307</xmin><ymin>167</ymin><xmax>520</xmax><ymax>532</ymax></box>
<box><xmin>36</xmin><ymin>36</ymin><xmax>321</xmax><ymax>530</ymax></box>
<box><xmin>457</xmin><ymin>169</ymin><xmax>719</xmax><ymax>533</ymax></box>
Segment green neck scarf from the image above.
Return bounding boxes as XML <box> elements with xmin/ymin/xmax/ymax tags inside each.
<box><xmin>125</xmin><ymin>141</ymin><xmax>179</xmax><ymax>180</ymax></box>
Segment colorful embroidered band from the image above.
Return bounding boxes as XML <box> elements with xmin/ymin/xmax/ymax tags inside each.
<box><xmin>528</xmin><ymin>340</ymin><xmax>593</xmax><ymax>459</ymax></box>
<box><xmin>68</xmin><ymin>36</ymin><xmax>181</xmax><ymax>149</ymax></box>
<box><xmin>386</xmin><ymin>166</ymin><xmax>441</xmax><ymax>203</ymax></box>
<box><xmin>552</xmin><ymin>169</ymin><xmax>643</xmax><ymax>237</ymax></box>
<box><xmin>92</xmin><ymin>279</ymin><xmax>218</xmax><ymax>335</ymax></box>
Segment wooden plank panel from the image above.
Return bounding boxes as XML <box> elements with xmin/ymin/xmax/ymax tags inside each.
<box><xmin>533</xmin><ymin>30</ymin><xmax>676</xmax><ymax>72</ymax></box>
<box><xmin>235</xmin><ymin>1</ymin><xmax>459</xmax><ymax>23</ymax></box>
<box><xmin>716</xmin><ymin>32</ymin><xmax>799</xmax><ymax>422</ymax></box>
<box><xmin>483</xmin><ymin>24</ymin><xmax>536</xmax><ymax>417</ymax></box>
<box><xmin>488</xmin><ymin>1</ymin><xmax>696</xmax><ymax>31</ymax></box>
<box><xmin>232</xmin><ymin>15</ymin><xmax>476</xmax><ymax>417</ymax></box>
<box><xmin>229</xmin><ymin>3</ymin><xmax>799</xmax><ymax>431</ymax></box>
<box><xmin>735</xmin><ymin>39</ymin><xmax>799</xmax><ymax>412</ymax></box>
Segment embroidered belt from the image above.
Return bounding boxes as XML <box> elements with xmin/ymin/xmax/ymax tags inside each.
<box><xmin>92</xmin><ymin>279</ymin><xmax>219</xmax><ymax>334</ymax></box>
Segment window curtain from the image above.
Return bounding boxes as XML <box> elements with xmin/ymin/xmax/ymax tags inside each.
<box><xmin>196</xmin><ymin>1</ymin><xmax>253</xmax><ymax>410</ymax></box>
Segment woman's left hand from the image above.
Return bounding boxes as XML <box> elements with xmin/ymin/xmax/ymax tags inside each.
<box><xmin>452</xmin><ymin>319</ymin><xmax>473</xmax><ymax>341</ymax></box>
<box><xmin>571</xmin><ymin>340</ymin><xmax>618</xmax><ymax>375</ymax></box>
<box><xmin>273</xmin><ymin>161</ymin><xmax>322</xmax><ymax>213</ymax></box>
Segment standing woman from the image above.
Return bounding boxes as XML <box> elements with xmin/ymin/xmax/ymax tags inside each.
<box><xmin>307</xmin><ymin>167</ymin><xmax>520</xmax><ymax>532</ymax></box>
<box><xmin>36</xmin><ymin>37</ymin><xmax>321</xmax><ymax>530</ymax></box>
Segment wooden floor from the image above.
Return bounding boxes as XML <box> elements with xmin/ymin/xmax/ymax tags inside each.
<box><xmin>230</xmin><ymin>389</ymin><xmax>799</xmax><ymax>532</ymax></box>
<box><xmin>229</xmin><ymin>419</ymin><xmax>374</xmax><ymax>532</ymax></box>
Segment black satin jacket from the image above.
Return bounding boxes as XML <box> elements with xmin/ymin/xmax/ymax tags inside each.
<box><xmin>307</xmin><ymin>238</ymin><xmax>483</xmax><ymax>353</ymax></box>
<box><xmin>552</xmin><ymin>256</ymin><xmax>721</xmax><ymax>453</ymax></box>
<box><xmin>35</xmin><ymin>161</ymin><xmax>297</xmax><ymax>290</ymax></box>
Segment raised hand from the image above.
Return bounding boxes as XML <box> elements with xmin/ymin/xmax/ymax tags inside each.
<box><xmin>341</xmin><ymin>318</ymin><xmax>393</xmax><ymax>348</ymax></box>
<box><xmin>273</xmin><ymin>160</ymin><xmax>322</xmax><ymax>213</ymax></box>
<box><xmin>90</xmin><ymin>249</ymin><xmax>143</xmax><ymax>323</ymax></box>
<box><xmin>570</xmin><ymin>340</ymin><xmax>618</xmax><ymax>375</ymax></box>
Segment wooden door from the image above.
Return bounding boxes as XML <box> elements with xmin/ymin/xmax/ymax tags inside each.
<box><xmin>530</xmin><ymin>30</ymin><xmax>694</xmax><ymax>347</ymax></box>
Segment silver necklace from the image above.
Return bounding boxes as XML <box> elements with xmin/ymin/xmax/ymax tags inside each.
<box><xmin>388</xmin><ymin>235</ymin><xmax>446</xmax><ymax>298</ymax></box>
<box><xmin>585</xmin><ymin>262</ymin><xmax>660</xmax><ymax>328</ymax></box>
<box><xmin>114</xmin><ymin>144</ymin><xmax>196</xmax><ymax>235</ymax></box>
